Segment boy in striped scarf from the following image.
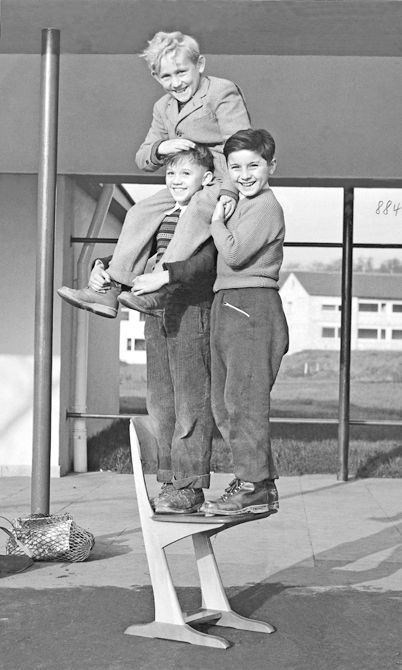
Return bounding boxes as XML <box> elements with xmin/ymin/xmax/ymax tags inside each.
<box><xmin>88</xmin><ymin>146</ymin><xmax>217</xmax><ymax>514</ymax></box>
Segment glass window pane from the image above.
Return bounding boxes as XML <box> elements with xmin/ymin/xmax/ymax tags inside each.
<box><xmin>274</xmin><ymin>187</ymin><xmax>343</xmax><ymax>271</ymax></box>
<box><xmin>354</xmin><ymin>189</ymin><xmax>402</xmax><ymax>244</ymax></box>
<box><xmin>358</xmin><ymin>303</ymin><xmax>378</xmax><ymax>312</ymax></box>
<box><xmin>322</xmin><ymin>327</ymin><xmax>336</xmax><ymax>338</ymax></box>
<box><xmin>358</xmin><ymin>329</ymin><xmax>378</xmax><ymax>339</ymax></box>
<box><xmin>134</xmin><ymin>339</ymin><xmax>146</xmax><ymax>351</ymax></box>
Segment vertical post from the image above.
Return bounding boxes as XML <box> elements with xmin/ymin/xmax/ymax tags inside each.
<box><xmin>72</xmin><ymin>185</ymin><xmax>115</xmax><ymax>473</ymax></box>
<box><xmin>338</xmin><ymin>187</ymin><xmax>354</xmax><ymax>481</ymax></box>
<box><xmin>31</xmin><ymin>29</ymin><xmax>60</xmax><ymax>514</ymax></box>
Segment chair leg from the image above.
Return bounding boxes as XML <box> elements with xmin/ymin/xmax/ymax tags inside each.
<box><xmin>125</xmin><ymin>621</ymin><xmax>231</xmax><ymax>649</ymax></box>
<box><xmin>124</xmin><ymin>539</ymin><xmax>230</xmax><ymax>648</ymax></box>
<box><xmin>193</xmin><ymin>533</ymin><xmax>275</xmax><ymax>634</ymax></box>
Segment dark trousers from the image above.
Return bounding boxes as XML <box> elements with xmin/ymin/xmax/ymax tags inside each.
<box><xmin>145</xmin><ymin>303</ymin><xmax>213</xmax><ymax>489</ymax></box>
<box><xmin>210</xmin><ymin>288</ymin><xmax>289</xmax><ymax>482</ymax></box>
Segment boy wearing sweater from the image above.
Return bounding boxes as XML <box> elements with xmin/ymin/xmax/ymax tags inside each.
<box><xmin>201</xmin><ymin>129</ymin><xmax>289</xmax><ymax>516</ymax></box>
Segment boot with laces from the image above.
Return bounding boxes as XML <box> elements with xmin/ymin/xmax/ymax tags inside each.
<box><xmin>154</xmin><ymin>486</ymin><xmax>205</xmax><ymax>514</ymax></box>
<box><xmin>201</xmin><ymin>478</ymin><xmax>279</xmax><ymax>516</ymax></box>
<box><xmin>58</xmin><ymin>280</ymin><xmax>121</xmax><ymax>318</ymax></box>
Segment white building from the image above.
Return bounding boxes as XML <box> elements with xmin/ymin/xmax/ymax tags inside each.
<box><xmin>280</xmin><ymin>271</ymin><xmax>402</xmax><ymax>354</ymax></box>
<box><xmin>119</xmin><ymin>271</ymin><xmax>402</xmax><ymax>363</ymax></box>
<box><xmin>119</xmin><ymin>308</ymin><xmax>146</xmax><ymax>364</ymax></box>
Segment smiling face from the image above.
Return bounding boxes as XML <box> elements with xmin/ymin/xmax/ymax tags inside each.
<box><xmin>227</xmin><ymin>149</ymin><xmax>276</xmax><ymax>198</ymax></box>
<box><xmin>165</xmin><ymin>156</ymin><xmax>213</xmax><ymax>205</ymax></box>
<box><xmin>154</xmin><ymin>49</ymin><xmax>205</xmax><ymax>104</ymax></box>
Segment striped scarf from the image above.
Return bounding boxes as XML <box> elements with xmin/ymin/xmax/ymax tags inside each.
<box><xmin>155</xmin><ymin>208</ymin><xmax>181</xmax><ymax>263</ymax></box>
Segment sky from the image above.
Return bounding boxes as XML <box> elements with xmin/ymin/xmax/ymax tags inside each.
<box><xmin>123</xmin><ymin>184</ymin><xmax>402</xmax><ymax>270</ymax></box>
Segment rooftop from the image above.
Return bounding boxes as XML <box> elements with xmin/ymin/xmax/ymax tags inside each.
<box><xmin>282</xmin><ymin>270</ymin><xmax>402</xmax><ymax>300</ymax></box>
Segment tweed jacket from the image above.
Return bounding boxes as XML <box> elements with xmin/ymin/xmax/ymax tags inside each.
<box><xmin>135</xmin><ymin>75</ymin><xmax>251</xmax><ymax>180</ymax></box>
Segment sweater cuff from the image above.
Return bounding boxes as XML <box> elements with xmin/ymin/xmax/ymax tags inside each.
<box><xmin>219</xmin><ymin>188</ymin><xmax>239</xmax><ymax>201</ymax></box>
<box><xmin>150</xmin><ymin>140</ymin><xmax>165</xmax><ymax>166</ymax></box>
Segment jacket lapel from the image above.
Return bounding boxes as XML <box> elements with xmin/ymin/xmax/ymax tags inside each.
<box><xmin>176</xmin><ymin>76</ymin><xmax>210</xmax><ymax>125</ymax></box>
<box><xmin>166</xmin><ymin>96</ymin><xmax>180</xmax><ymax>125</ymax></box>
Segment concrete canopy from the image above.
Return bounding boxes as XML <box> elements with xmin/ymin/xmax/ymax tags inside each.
<box><xmin>1</xmin><ymin>0</ymin><xmax>402</xmax><ymax>56</ymax></box>
<box><xmin>0</xmin><ymin>0</ymin><xmax>401</xmax><ymax>179</ymax></box>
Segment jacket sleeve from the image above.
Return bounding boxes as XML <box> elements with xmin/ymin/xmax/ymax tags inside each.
<box><xmin>135</xmin><ymin>101</ymin><xmax>169</xmax><ymax>172</ymax></box>
<box><xmin>93</xmin><ymin>255</ymin><xmax>113</xmax><ymax>269</ymax></box>
<box><xmin>214</xmin><ymin>80</ymin><xmax>251</xmax><ymax>143</ymax></box>
<box><xmin>214</xmin><ymin>80</ymin><xmax>251</xmax><ymax>198</ymax></box>
<box><xmin>163</xmin><ymin>239</ymin><xmax>217</xmax><ymax>287</ymax></box>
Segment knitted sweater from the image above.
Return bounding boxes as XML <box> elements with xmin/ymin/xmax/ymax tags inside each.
<box><xmin>210</xmin><ymin>187</ymin><xmax>285</xmax><ymax>291</ymax></box>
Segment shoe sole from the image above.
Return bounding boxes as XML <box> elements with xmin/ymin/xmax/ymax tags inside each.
<box><xmin>58</xmin><ymin>289</ymin><xmax>117</xmax><ymax>318</ymax></box>
<box><xmin>203</xmin><ymin>503</ymin><xmax>278</xmax><ymax>517</ymax></box>
<box><xmin>154</xmin><ymin>502</ymin><xmax>204</xmax><ymax>514</ymax></box>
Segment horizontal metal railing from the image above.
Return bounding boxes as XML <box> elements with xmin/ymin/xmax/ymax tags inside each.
<box><xmin>66</xmin><ymin>411</ymin><xmax>402</xmax><ymax>427</ymax></box>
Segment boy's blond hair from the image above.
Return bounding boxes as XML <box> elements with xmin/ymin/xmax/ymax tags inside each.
<box><xmin>141</xmin><ymin>31</ymin><xmax>201</xmax><ymax>75</ymax></box>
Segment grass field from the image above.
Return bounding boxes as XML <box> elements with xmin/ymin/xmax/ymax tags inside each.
<box><xmin>88</xmin><ymin>350</ymin><xmax>402</xmax><ymax>477</ymax></box>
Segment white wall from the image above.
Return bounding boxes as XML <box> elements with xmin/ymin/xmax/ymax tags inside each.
<box><xmin>0</xmin><ymin>174</ymin><xmax>123</xmax><ymax>476</ymax></box>
<box><xmin>280</xmin><ymin>274</ymin><xmax>312</xmax><ymax>353</ymax></box>
<box><xmin>0</xmin><ymin>175</ymin><xmax>63</xmax><ymax>475</ymax></box>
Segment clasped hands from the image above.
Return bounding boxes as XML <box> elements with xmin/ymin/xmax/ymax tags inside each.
<box><xmin>88</xmin><ymin>261</ymin><xmax>169</xmax><ymax>296</ymax></box>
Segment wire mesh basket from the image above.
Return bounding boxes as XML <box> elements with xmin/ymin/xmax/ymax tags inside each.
<box><xmin>1</xmin><ymin>513</ymin><xmax>95</xmax><ymax>562</ymax></box>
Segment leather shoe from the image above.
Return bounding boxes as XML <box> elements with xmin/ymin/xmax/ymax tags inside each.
<box><xmin>154</xmin><ymin>486</ymin><xmax>204</xmax><ymax>514</ymax></box>
<box><xmin>58</xmin><ymin>281</ymin><xmax>121</xmax><ymax>318</ymax></box>
<box><xmin>201</xmin><ymin>479</ymin><xmax>279</xmax><ymax>516</ymax></box>
<box><xmin>118</xmin><ymin>287</ymin><xmax>170</xmax><ymax>316</ymax></box>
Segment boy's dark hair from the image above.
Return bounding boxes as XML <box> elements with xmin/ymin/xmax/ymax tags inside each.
<box><xmin>224</xmin><ymin>128</ymin><xmax>276</xmax><ymax>164</ymax></box>
<box><xmin>165</xmin><ymin>144</ymin><xmax>214</xmax><ymax>173</ymax></box>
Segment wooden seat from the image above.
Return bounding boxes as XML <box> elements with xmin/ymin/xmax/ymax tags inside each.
<box><xmin>125</xmin><ymin>416</ymin><xmax>277</xmax><ymax>649</ymax></box>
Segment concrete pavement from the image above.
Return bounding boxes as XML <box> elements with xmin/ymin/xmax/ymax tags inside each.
<box><xmin>0</xmin><ymin>472</ymin><xmax>401</xmax><ymax>669</ymax></box>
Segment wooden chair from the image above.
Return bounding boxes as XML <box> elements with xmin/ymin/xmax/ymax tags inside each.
<box><xmin>125</xmin><ymin>417</ymin><xmax>277</xmax><ymax>649</ymax></box>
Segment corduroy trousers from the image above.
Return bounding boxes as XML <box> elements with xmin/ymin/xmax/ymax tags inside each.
<box><xmin>145</xmin><ymin>302</ymin><xmax>214</xmax><ymax>489</ymax></box>
<box><xmin>210</xmin><ymin>287</ymin><xmax>289</xmax><ymax>482</ymax></box>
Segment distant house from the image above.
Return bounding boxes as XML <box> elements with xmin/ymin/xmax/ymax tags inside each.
<box><xmin>119</xmin><ymin>271</ymin><xmax>402</xmax><ymax>362</ymax></box>
<box><xmin>120</xmin><ymin>308</ymin><xmax>146</xmax><ymax>364</ymax></box>
<box><xmin>279</xmin><ymin>271</ymin><xmax>402</xmax><ymax>353</ymax></box>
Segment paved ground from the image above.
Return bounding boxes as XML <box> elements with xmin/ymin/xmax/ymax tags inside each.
<box><xmin>0</xmin><ymin>472</ymin><xmax>401</xmax><ymax>670</ymax></box>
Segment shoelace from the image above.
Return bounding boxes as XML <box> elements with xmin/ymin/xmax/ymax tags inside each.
<box><xmin>220</xmin><ymin>478</ymin><xmax>244</xmax><ymax>501</ymax></box>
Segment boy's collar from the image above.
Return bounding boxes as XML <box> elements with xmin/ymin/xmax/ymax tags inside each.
<box><xmin>171</xmin><ymin>76</ymin><xmax>210</xmax><ymax>121</ymax></box>
<box><xmin>165</xmin><ymin>202</ymin><xmax>188</xmax><ymax>215</ymax></box>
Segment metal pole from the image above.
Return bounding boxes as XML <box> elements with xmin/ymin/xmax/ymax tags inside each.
<box><xmin>31</xmin><ymin>29</ymin><xmax>60</xmax><ymax>514</ymax></box>
<box><xmin>338</xmin><ymin>187</ymin><xmax>354</xmax><ymax>481</ymax></box>
<box><xmin>72</xmin><ymin>185</ymin><xmax>115</xmax><ymax>472</ymax></box>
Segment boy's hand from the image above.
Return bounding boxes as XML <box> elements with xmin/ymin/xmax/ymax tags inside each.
<box><xmin>157</xmin><ymin>139</ymin><xmax>196</xmax><ymax>156</ymax></box>
<box><xmin>219</xmin><ymin>194</ymin><xmax>237</xmax><ymax>221</ymax></box>
<box><xmin>212</xmin><ymin>200</ymin><xmax>226</xmax><ymax>224</ymax></box>
<box><xmin>132</xmin><ymin>271</ymin><xmax>169</xmax><ymax>295</ymax></box>
<box><xmin>88</xmin><ymin>261</ymin><xmax>111</xmax><ymax>293</ymax></box>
